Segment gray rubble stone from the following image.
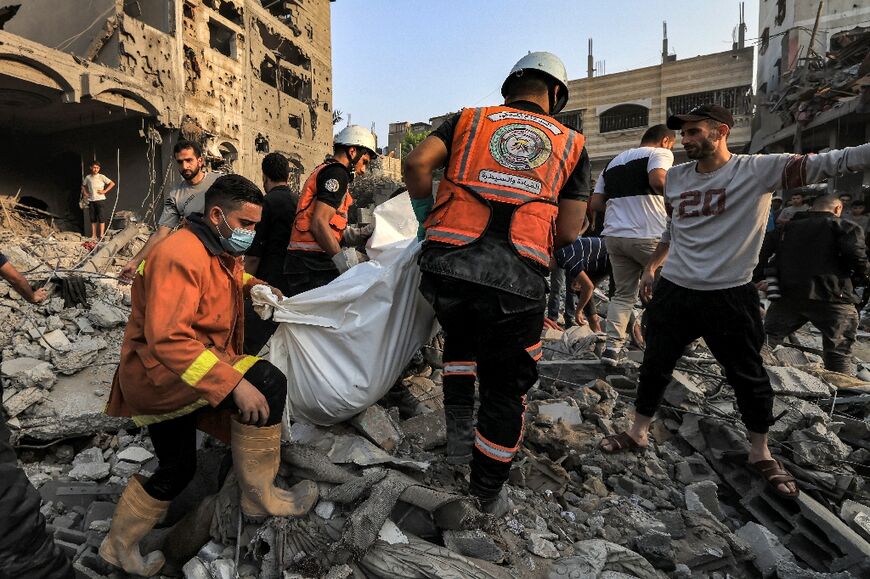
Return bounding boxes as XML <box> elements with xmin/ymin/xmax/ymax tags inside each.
<box><xmin>315</xmin><ymin>500</ymin><xmax>336</xmax><ymax>519</ymax></box>
<box><xmin>788</xmin><ymin>422</ymin><xmax>851</xmax><ymax>467</ymax></box>
<box><xmin>635</xmin><ymin>529</ymin><xmax>675</xmax><ymax>569</ymax></box>
<box><xmin>775</xmin><ymin>560</ymin><xmax>853</xmax><ymax>579</ymax></box>
<box><xmin>735</xmin><ymin>522</ymin><xmax>796</xmax><ymax>577</ymax></box>
<box><xmin>73</xmin><ymin>447</ymin><xmax>104</xmax><ymax>465</ymax></box>
<box><xmin>765</xmin><ymin>366</ymin><xmax>833</xmax><ymax>398</ymax></box>
<box><xmin>87</xmin><ymin>300</ymin><xmax>128</xmax><ymax>328</ymax></box>
<box><xmin>110</xmin><ymin>461</ymin><xmax>140</xmax><ymax>478</ymax></box>
<box><xmin>551</xmin><ymin>540</ymin><xmax>658</xmax><ymax>578</ymax></box>
<box><xmin>685</xmin><ymin>480</ymin><xmax>723</xmax><ymax>520</ymax></box>
<box><xmin>527</xmin><ymin>532</ymin><xmax>560</xmax><ymax>559</ymax></box>
<box><xmin>182</xmin><ymin>557</ymin><xmax>211</xmax><ymax>579</ymax></box>
<box><xmin>536</xmin><ymin>401</ymin><xmax>583</xmax><ymax>427</ymax></box>
<box><xmin>1</xmin><ymin>357</ymin><xmax>56</xmax><ymax>389</ymax></box>
<box><xmin>69</xmin><ymin>461</ymin><xmax>110</xmax><ymax>481</ymax></box>
<box><xmin>39</xmin><ymin>329</ymin><xmax>70</xmax><ymax>351</ymax></box>
<box><xmin>400</xmin><ymin>411</ymin><xmax>446</xmax><ymax>450</ymax></box>
<box><xmin>74</xmin><ymin>317</ymin><xmax>95</xmax><ymax>334</ymax></box>
<box><xmin>350</xmin><ymin>404</ymin><xmax>403</xmax><ymax>453</ymax></box>
<box><xmin>443</xmin><ymin>529</ymin><xmax>505</xmax><ymax>563</ymax></box>
<box><xmin>116</xmin><ymin>446</ymin><xmax>154</xmax><ymax>464</ymax></box>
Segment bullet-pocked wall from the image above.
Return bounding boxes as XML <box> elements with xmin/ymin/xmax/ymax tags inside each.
<box><xmin>0</xmin><ymin>0</ymin><xmax>333</xmax><ymax>229</ymax></box>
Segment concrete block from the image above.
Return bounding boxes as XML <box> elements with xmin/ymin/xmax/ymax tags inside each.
<box><xmin>736</xmin><ymin>522</ymin><xmax>796</xmax><ymax>577</ymax></box>
<box><xmin>536</xmin><ymin>401</ymin><xmax>583</xmax><ymax>427</ymax></box>
<box><xmin>0</xmin><ymin>357</ymin><xmax>56</xmax><ymax>388</ymax></box>
<box><xmin>443</xmin><ymin>529</ymin><xmax>505</xmax><ymax>563</ymax></box>
<box><xmin>400</xmin><ymin>411</ymin><xmax>446</xmax><ymax>450</ymax></box>
<box><xmin>527</xmin><ymin>532</ymin><xmax>560</xmax><ymax>559</ymax></box>
<box><xmin>87</xmin><ymin>300</ymin><xmax>128</xmax><ymax>328</ymax></box>
<box><xmin>685</xmin><ymin>480</ymin><xmax>723</xmax><ymax>520</ymax></box>
<box><xmin>350</xmin><ymin>404</ymin><xmax>402</xmax><ymax>453</ymax></box>
<box><xmin>765</xmin><ymin>366</ymin><xmax>833</xmax><ymax>398</ymax></box>
<box><xmin>116</xmin><ymin>446</ymin><xmax>154</xmax><ymax>464</ymax></box>
<box><xmin>69</xmin><ymin>462</ymin><xmax>110</xmax><ymax>481</ymax></box>
<box><xmin>39</xmin><ymin>329</ymin><xmax>71</xmax><ymax>351</ymax></box>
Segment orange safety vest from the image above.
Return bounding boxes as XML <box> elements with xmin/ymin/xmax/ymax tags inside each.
<box><xmin>288</xmin><ymin>160</ymin><xmax>352</xmax><ymax>253</ymax></box>
<box><xmin>424</xmin><ymin>106</ymin><xmax>585</xmax><ymax>267</ymax></box>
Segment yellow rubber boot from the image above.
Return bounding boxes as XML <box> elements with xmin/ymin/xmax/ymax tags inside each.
<box><xmin>98</xmin><ymin>476</ymin><xmax>169</xmax><ymax>577</ymax></box>
<box><xmin>231</xmin><ymin>419</ymin><xmax>319</xmax><ymax>517</ymax></box>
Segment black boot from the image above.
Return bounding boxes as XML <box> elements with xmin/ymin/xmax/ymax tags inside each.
<box><xmin>445</xmin><ymin>407</ymin><xmax>474</xmax><ymax>465</ymax></box>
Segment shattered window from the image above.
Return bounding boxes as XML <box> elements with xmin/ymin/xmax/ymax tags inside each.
<box><xmin>599</xmin><ymin>104</ymin><xmax>648</xmax><ymax>133</ymax></box>
<box><xmin>555</xmin><ymin>110</ymin><xmax>583</xmax><ymax>132</ymax></box>
<box><xmin>208</xmin><ymin>18</ymin><xmax>236</xmax><ymax>58</ymax></box>
<box><xmin>760</xmin><ymin>27</ymin><xmax>770</xmax><ymax>55</ymax></box>
<box><xmin>667</xmin><ymin>86</ymin><xmax>753</xmax><ymax>118</ymax></box>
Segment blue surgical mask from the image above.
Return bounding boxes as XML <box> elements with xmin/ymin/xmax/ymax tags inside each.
<box><xmin>218</xmin><ymin>210</ymin><xmax>255</xmax><ymax>254</ymax></box>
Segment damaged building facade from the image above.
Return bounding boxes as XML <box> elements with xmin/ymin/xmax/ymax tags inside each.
<box><xmin>751</xmin><ymin>0</ymin><xmax>870</xmax><ymax>193</ymax></box>
<box><xmin>0</xmin><ymin>0</ymin><xmax>333</xmax><ymax>228</ymax></box>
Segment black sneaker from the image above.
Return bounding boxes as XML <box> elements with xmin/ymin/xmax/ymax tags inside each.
<box><xmin>600</xmin><ymin>348</ymin><xmax>624</xmax><ymax>367</ymax></box>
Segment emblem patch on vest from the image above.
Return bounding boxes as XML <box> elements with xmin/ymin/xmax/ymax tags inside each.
<box><xmin>324</xmin><ymin>178</ymin><xmax>340</xmax><ymax>193</ymax></box>
<box><xmin>489</xmin><ymin>124</ymin><xmax>552</xmax><ymax>171</ymax></box>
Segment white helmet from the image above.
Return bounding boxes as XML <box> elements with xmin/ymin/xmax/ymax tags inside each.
<box><xmin>501</xmin><ymin>51</ymin><xmax>570</xmax><ymax>114</ymax></box>
<box><xmin>334</xmin><ymin>125</ymin><xmax>378</xmax><ymax>158</ymax></box>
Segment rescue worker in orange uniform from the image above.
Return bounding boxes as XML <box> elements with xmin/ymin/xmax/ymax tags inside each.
<box><xmin>101</xmin><ymin>175</ymin><xmax>318</xmax><ymax>577</ymax></box>
<box><xmin>405</xmin><ymin>53</ymin><xmax>590</xmax><ymax>514</ymax></box>
<box><xmin>284</xmin><ymin>125</ymin><xmax>378</xmax><ymax>295</ymax></box>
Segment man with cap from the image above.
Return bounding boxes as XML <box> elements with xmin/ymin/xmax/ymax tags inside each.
<box><xmin>404</xmin><ymin>52</ymin><xmax>590</xmax><ymax>514</ymax></box>
<box><xmin>599</xmin><ymin>104</ymin><xmax>870</xmax><ymax>500</ymax></box>
<box><xmin>284</xmin><ymin>125</ymin><xmax>377</xmax><ymax>296</ymax></box>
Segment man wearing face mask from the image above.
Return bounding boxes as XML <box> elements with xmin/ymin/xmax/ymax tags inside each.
<box><xmin>101</xmin><ymin>175</ymin><xmax>318</xmax><ymax>577</ymax></box>
<box><xmin>120</xmin><ymin>140</ymin><xmax>219</xmax><ymax>282</ymax></box>
<box><xmin>285</xmin><ymin>125</ymin><xmax>378</xmax><ymax>295</ymax></box>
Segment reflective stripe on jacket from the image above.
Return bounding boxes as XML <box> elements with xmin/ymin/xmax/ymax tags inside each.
<box><xmin>288</xmin><ymin>161</ymin><xmax>352</xmax><ymax>252</ymax></box>
<box><xmin>105</xmin><ymin>226</ymin><xmax>263</xmax><ymax>433</ymax></box>
<box><xmin>424</xmin><ymin>106</ymin><xmax>585</xmax><ymax>267</ymax></box>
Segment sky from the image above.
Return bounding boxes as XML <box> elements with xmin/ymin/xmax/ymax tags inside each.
<box><xmin>331</xmin><ymin>0</ymin><xmax>760</xmax><ymax>146</ymax></box>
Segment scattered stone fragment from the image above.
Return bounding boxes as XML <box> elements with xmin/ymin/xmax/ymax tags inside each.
<box><xmin>87</xmin><ymin>299</ymin><xmax>128</xmax><ymax>328</ymax></box>
<box><xmin>443</xmin><ymin>529</ymin><xmax>505</xmax><ymax>563</ymax></box>
<box><xmin>527</xmin><ymin>532</ymin><xmax>560</xmax><ymax>559</ymax></box>
<box><xmin>736</xmin><ymin>522</ymin><xmax>796</xmax><ymax>577</ymax></box>
<box><xmin>1</xmin><ymin>357</ymin><xmax>56</xmax><ymax>389</ymax></box>
<box><xmin>400</xmin><ymin>411</ymin><xmax>446</xmax><ymax>450</ymax></box>
<box><xmin>548</xmin><ymin>540</ymin><xmax>658</xmax><ymax>578</ymax></box>
<box><xmin>69</xmin><ymin>461</ymin><xmax>110</xmax><ymax>481</ymax></box>
<box><xmin>116</xmin><ymin>446</ymin><xmax>154</xmax><ymax>464</ymax></box>
<box><xmin>350</xmin><ymin>403</ymin><xmax>403</xmax><ymax>453</ymax></box>
<box><xmin>685</xmin><ymin>480</ymin><xmax>724</xmax><ymax>520</ymax></box>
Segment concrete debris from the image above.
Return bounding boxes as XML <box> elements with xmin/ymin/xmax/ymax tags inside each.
<box><xmin>6</xmin><ymin>224</ymin><xmax>870</xmax><ymax>579</ymax></box>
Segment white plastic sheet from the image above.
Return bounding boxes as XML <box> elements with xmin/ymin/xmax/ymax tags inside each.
<box><xmin>260</xmin><ymin>193</ymin><xmax>435</xmax><ymax>426</ymax></box>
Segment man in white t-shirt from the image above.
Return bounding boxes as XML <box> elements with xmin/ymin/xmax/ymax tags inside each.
<box><xmin>599</xmin><ymin>103</ymin><xmax>870</xmax><ymax>501</ymax></box>
<box><xmin>590</xmin><ymin>125</ymin><xmax>675</xmax><ymax>365</ymax></box>
<box><xmin>81</xmin><ymin>161</ymin><xmax>115</xmax><ymax>239</ymax></box>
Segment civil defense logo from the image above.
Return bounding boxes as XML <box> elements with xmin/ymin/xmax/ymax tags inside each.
<box><xmin>489</xmin><ymin>123</ymin><xmax>552</xmax><ymax>172</ymax></box>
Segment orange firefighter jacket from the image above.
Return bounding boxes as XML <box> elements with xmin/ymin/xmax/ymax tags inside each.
<box><xmin>288</xmin><ymin>160</ymin><xmax>353</xmax><ymax>253</ymax></box>
<box><xmin>424</xmin><ymin>105</ymin><xmax>585</xmax><ymax>267</ymax></box>
<box><xmin>105</xmin><ymin>221</ymin><xmax>263</xmax><ymax>437</ymax></box>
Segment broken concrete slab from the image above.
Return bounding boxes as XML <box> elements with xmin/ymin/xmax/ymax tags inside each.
<box><xmin>86</xmin><ymin>299</ymin><xmax>128</xmax><ymax>328</ymax></box>
<box><xmin>1</xmin><ymin>386</ymin><xmax>47</xmax><ymax>418</ymax></box>
<box><xmin>38</xmin><ymin>329</ymin><xmax>71</xmax><ymax>351</ymax></box>
<box><xmin>1</xmin><ymin>357</ymin><xmax>56</xmax><ymax>389</ymax></box>
<box><xmin>69</xmin><ymin>461</ymin><xmax>110</xmax><ymax>481</ymax></box>
<box><xmin>765</xmin><ymin>366</ymin><xmax>834</xmax><ymax>398</ymax></box>
<box><xmin>840</xmin><ymin>500</ymin><xmax>870</xmax><ymax>542</ymax></box>
<box><xmin>535</xmin><ymin>400</ymin><xmax>583</xmax><ymax>427</ymax></box>
<box><xmin>787</xmin><ymin>422</ymin><xmax>851</xmax><ymax>467</ymax></box>
<box><xmin>527</xmin><ymin>531</ymin><xmax>560</xmax><ymax>559</ymax></box>
<box><xmin>400</xmin><ymin>411</ymin><xmax>446</xmax><ymax>450</ymax></box>
<box><xmin>115</xmin><ymin>446</ymin><xmax>154</xmax><ymax>464</ymax></box>
<box><xmin>350</xmin><ymin>403</ymin><xmax>403</xmax><ymax>453</ymax></box>
<box><xmin>736</xmin><ymin>521</ymin><xmax>797</xmax><ymax>578</ymax></box>
<box><xmin>685</xmin><ymin>480</ymin><xmax>724</xmax><ymax>520</ymax></box>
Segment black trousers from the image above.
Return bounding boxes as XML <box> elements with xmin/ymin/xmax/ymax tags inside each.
<box><xmin>89</xmin><ymin>199</ymin><xmax>105</xmax><ymax>224</ymax></box>
<box><xmin>421</xmin><ymin>273</ymin><xmax>544</xmax><ymax>500</ymax></box>
<box><xmin>637</xmin><ymin>278</ymin><xmax>775</xmax><ymax>434</ymax></box>
<box><xmin>143</xmin><ymin>360</ymin><xmax>287</xmax><ymax>501</ymax></box>
<box><xmin>765</xmin><ymin>299</ymin><xmax>858</xmax><ymax>374</ymax></box>
<box><xmin>243</xmin><ymin>300</ymin><xmax>279</xmax><ymax>356</ymax></box>
<box><xmin>283</xmin><ymin>253</ymin><xmax>339</xmax><ymax>297</ymax></box>
<box><xmin>0</xmin><ymin>407</ymin><xmax>74</xmax><ymax>579</ymax></box>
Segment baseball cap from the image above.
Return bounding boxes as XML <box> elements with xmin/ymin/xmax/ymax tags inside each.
<box><xmin>667</xmin><ymin>104</ymin><xmax>734</xmax><ymax>130</ymax></box>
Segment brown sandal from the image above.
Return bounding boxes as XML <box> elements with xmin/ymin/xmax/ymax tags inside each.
<box><xmin>749</xmin><ymin>459</ymin><xmax>800</xmax><ymax>499</ymax></box>
<box><xmin>600</xmin><ymin>431</ymin><xmax>647</xmax><ymax>454</ymax></box>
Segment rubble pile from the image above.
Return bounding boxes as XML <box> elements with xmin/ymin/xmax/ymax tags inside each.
<box><xmin>768</xmin><ymin>26</ymin><xmax>870</xmax><ymax>127</ymax></box>
<box><xmin>1</xmin><ymin>225</ymin><xmax>149</xmax><ymax>443</ymax></box>
<box><xmin>17</xmin><ymin>319</ymin><xmax>867</xmax><ymax>579</ymax></box>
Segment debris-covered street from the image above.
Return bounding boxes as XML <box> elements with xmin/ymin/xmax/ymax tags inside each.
<box><xmin>2</xmin><ymin>1</ymin><xmax>870</xmax><ymax>579</ymax></box>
